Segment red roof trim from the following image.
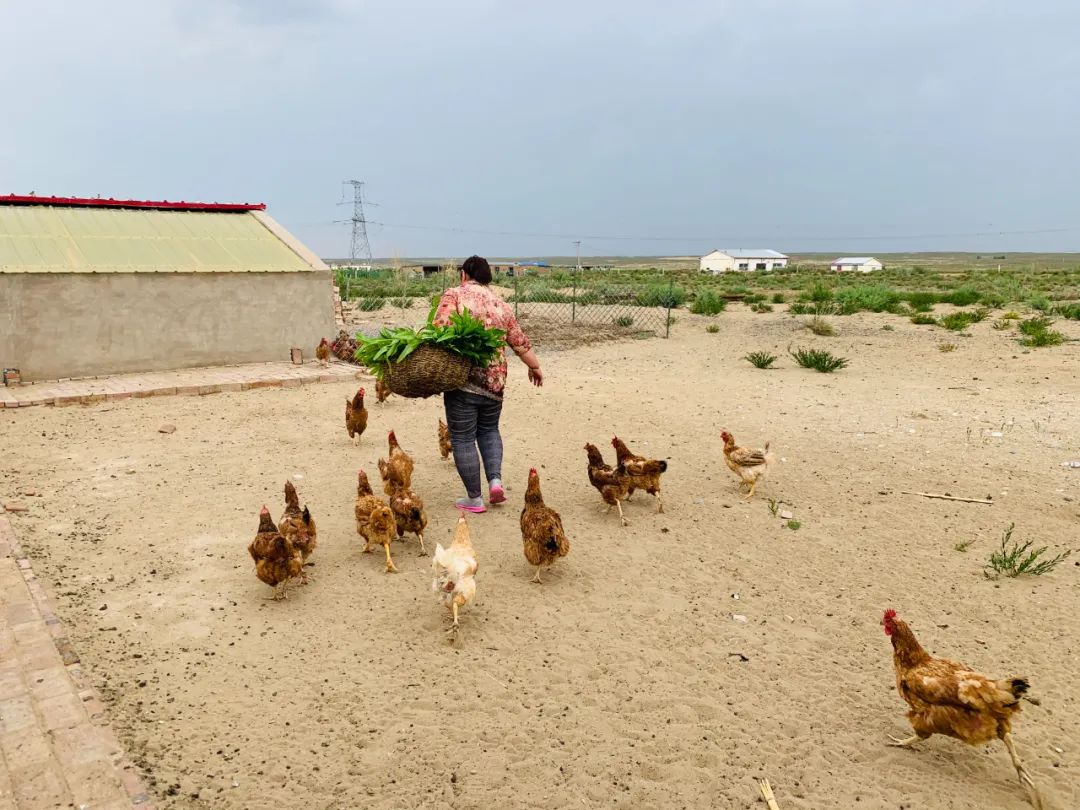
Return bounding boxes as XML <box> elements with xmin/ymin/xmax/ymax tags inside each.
<box><xmin>0</xmin><ymin>194</ymin><xmax>266</xmax><ymax>212</ymax></box>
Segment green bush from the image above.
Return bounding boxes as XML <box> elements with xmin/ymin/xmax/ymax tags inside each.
<box><xmin>1018</xmin><ymin>316</ymin><xmax>1065</xmax><ymax>347</ymax></box>
<box><xmin>771</xmin><ymin>293</ymin><xmax>786</xmax><ymax>304</ymax></box>
<box><xmin>788</xmin><ymin>302</ymin><xmax>810</xmax><ymax>315</ymax></box>
<box><xmin>744</xmin><ymin>351</ymin><xmax>777</xmax><ymax>369</ymax></box>
<box><xmin>1028</xmin><ymin>295</ymin><xmax>1052</xmax><ymax>312</ymax></box>
<box><xmin>910</xmin><ymin>313</ymin><xmax>937</xmax><ymax>325</ymax></box>
<box><xmin>705</xmin><ymin>324</ymin><xmax>720</xmax><ymax>333</ymax></box>
<box><xmin>689</xmin><ymin>290</ymin><xmax>727</xmax><ymax>315</ymax></box>
<box><xmin>942</xmin><ymin>285</ymin><xmax>981</xmax><ymax>306</ymax></box>
<box><xmin>358</xmin><ymin>297</ymin><xmax>384</xmax><ymax>311</ymax></box>
<box><xmin>835</xmin><ymin>285</ymin><xmax>903</xmax><ymax>314</ymax></box>
<box><xmin>751</xmin><ymin>302</ymin><xmax>774</xmax><ymax>313</ymax></box>
<box><xmin>615</xmin><ymin>315</ymin><xmax>634</xmax><ymax>328</ymax></box>
<box><xmin>905</xmin><ymin>291</ymin><xmax>939</xmax><ymax>312</ymax></box>
<box><xmin>939</xmin><ymin>312</ymin><xmax>978</xmax><ymax>331</ymax></box>
<box><xmin>985</xmin><ymin>524</ymin><xmax>1071</xmax><ymax>578</ymax></box>
<box><xmin>789</xmin><ymin>346</ymin><xmax>848</xmax><ymax>373</ymax></box>
<box><xmin>1053</xmin><ymin>302</ymin><xmax>1080</xmax><ymax>320</ymax></box>
<box><xmin>806</xmin><ymin>317</ymin><xmax>835</xmax><ymax>336</ymax></box>
<box><xmin>636</xmin><ymin>284</ymin><xmax>686</xmax><ymax>308</ymax></box>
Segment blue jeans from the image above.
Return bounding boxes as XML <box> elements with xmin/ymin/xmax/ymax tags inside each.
<box><xmin>443</xmin><ymin>390</ymin><xmax>503</xmax><ymax>499</ymax></box>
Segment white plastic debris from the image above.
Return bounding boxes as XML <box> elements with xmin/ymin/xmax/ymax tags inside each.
<box><xmin>989</xmin><ymin>431</ymin><xmax>1004</xmax><ymax>438</ymax></box>
<box><xmin>731</xmin><ymin>614</ymin><xmax>748</xmax><ymax>623</ymax></box>
<box><xmin>1063</xmin><ymin>461</ymin><xmax>1080</xmax><ymax>469</ymax></box>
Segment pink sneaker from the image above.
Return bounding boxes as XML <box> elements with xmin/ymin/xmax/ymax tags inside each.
<box><xmin>454</xmin><ymin>497</ymin><xmax>486</xmax><ymax>514</ymax></box>
<box><xmin>489</xmin><ymin>483</ymin><xmax>506</xmax><ymax>505</ymax></box>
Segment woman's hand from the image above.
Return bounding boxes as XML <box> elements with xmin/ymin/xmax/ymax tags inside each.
<box><xmin>528</xmin><ymin>366</ymin><xmax>543</xmax><ymax>387</ymax></box>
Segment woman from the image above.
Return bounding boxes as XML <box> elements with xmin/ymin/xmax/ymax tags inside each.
<box><xmin>433</xmin><ymin>255</ymin><xmax>543</xmax><ymax>512</ymax></box>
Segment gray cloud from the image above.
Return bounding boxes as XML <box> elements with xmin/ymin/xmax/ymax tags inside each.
<box><xmin>3</xmin><ymin>1</ymin><xmax>1078</xmax><ymax>257</ymax></box>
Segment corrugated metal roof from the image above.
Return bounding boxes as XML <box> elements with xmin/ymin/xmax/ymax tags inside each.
<box><xmin>831</xmin><ymin>257</ymin><xmax>879</xmax><ymax>264</ymax></box>
<box><xmin>0</xmin><ymin>194</ymin><xmax>266</xmax><ymax>212</ymax></box>
<box><xmin>704</xmin><ymin>249</ymin><xmax>788</xmax><ymax>259</ymax></box>
<box><xmin>0</xmin><ymin>204</ymin><xmax>316</xmax><ymax>273</ymax></box>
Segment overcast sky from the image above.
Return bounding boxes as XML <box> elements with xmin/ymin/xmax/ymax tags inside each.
<box><xmin>3</xmin><ymin>1</ymin><xmax>1079</xmax><ymax>258</ymax></box>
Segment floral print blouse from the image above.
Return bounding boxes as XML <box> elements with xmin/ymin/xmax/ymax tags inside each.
<box><xmin>434</xmin><ymin>281</ymin><xmax>531</xmax><ymax>399</ymax></box>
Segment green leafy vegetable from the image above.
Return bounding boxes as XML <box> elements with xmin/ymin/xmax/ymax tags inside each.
<box><xmin>354</xmin><ymin>305</ymin><xmax>506</xmax><ymax>379</ymax></box>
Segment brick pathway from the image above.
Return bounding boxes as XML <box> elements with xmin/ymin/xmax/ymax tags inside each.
<box><xmin>1</xmin><ymin>361</ymin><xmax>364</xmax><ymax>409</ymax></box>
<box><xmin>1</xmin><ymin>517</ymin><xmax>152</xmax><ymax>809</ymax></box>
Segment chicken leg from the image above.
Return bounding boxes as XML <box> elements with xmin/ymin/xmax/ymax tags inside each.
<box><xmin>605</xmin><ymin>502</ymin><xmax>630</xmax><ymax>526</ymax></box>
<box><xmin>1002</xmin><ymin>733</ymin><xmax>1043</xmax><ymax>809</ymax></box>
<box><xmin>745</xmin><ymin>478</ymin><xmax>760</xmax><ymax>499</ymax></box>
<box><xmin>383</xmin><ymin>544</ymin><xmax>398</xmax><ymax>573</ymax></box>
<box><xmin>654</xmin><ymin>493</ymin><xmax>664</xmax><ymax>513</ymax></box>
<box><xmin>265</xmin><ymin>581</ymin><xmax>290</xmax><ymax>601</ymax></box>
<box><xmin>446</xmin><ymin>603</ymin><xmax>461</xmax><ymax>637</ymax></box>
<box><xmin>530</xmin><ymin>567</ymin><xmax>543</xmax><ymax>584</ymax></box>
<box><xmin>416</xmin><ymin>532</ymin><xmax>427</xmax><ymax>555</ymax></box>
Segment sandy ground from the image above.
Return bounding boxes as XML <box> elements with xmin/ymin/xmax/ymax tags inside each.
<box><xmin>2</xmin><ymin>309</ymin><xmax>1079</xmax><ymax>810</ymax></box>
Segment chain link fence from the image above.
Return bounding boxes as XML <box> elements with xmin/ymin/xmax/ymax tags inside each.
<box><xmin>334</xmin><ymin>265</ymin><xmax>680</xmax><ymax>339</ymax></box>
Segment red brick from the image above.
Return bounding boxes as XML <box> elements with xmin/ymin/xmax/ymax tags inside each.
<box><xmin>218</xmin><ymin>382</ymin><xmax>243</xmax><ymax>392</ymax></box>
<box><xmin>79</xmin><ymin>394</ymin><xmax>106</xmax><ymax>405</ymax></box>
<box><xmin>106</xmin><ymin>391</ymin><xmax>133</xmax><ymax>401</ymax></box>
<box><xmin>176</xmin><ymin>385</ymin><xmax>201</xmax><ymax>395</ymax></box>
<box><xmin>150</xmin><ymin>387</ymin><xmax>177</xmax><ymax>396</ymax></box>
<box><xmin>280</xmin><ymin>378</ymin><xmax>303</xmax><ymax>388</ymax></box>
<box><xmin>0</xmin><ymin>724</ymin><xmax>51</xmax><ymax>768</ymax></box>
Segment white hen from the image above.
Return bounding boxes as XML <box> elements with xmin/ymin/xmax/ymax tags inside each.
<box><xmin>432</xmin><ymin>515</ymin><xmax>478</xmax><ymax>636</ymax></box>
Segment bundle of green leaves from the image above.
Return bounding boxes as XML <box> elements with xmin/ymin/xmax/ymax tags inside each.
<box><xmin>354</xmin><ymin>305</ymin><xmax>506</xmax><ymax>378</ymax></box>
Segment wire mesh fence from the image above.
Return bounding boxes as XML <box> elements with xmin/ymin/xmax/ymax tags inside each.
<box><xmin>334</xmin><ymin>265</ymin><xmax>679</xmax><ymax>338</ymax></box>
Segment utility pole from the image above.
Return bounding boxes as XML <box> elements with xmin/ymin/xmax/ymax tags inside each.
<box><xmin>340</xmin><ymin>180</ymin><xmax>373</xmax><ymax>267</ymax></box>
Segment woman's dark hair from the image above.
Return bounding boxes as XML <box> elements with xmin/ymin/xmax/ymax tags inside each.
<box><xmin>461</xmin><ymin>255</ymin><xmax>492</xmax><ymax>285</ymax></box>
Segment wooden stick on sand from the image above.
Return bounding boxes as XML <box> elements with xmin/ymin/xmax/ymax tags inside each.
<box><xmin>900</xmin><ymin>490</ymin><xmax>994</xmax><ymax>505</ymax></box>
<box><xmin>757</xmin><ymin>778</ymin><xmax>781</xmax><ymax>810</ymax></box>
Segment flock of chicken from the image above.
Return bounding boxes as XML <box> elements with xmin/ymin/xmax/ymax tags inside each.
<box><xmin>246</xmin><ymin>370</ymin><xmax>1046</xmax><ymax>808</ymax></box>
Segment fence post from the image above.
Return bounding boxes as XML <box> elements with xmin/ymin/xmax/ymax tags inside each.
<box><xmin>514</xmin><ymin>274</ymin><xmax>519</xmax><ymax>319</ymax></box>
<box><xmin>571</xmin><ymin>267</ymin><xmax>577</xmax><ymax>323</ymax></box>
<box><xmin>665</xmin><ymin>278</ymin><xmax>673</xmax><ymax>338</ymax></box>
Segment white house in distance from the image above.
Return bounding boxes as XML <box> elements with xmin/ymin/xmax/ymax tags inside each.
<box><xmin>831</xmin><ymin>256</ymin><xmax>883</xmax><ymax>272</ymax></box>
<box><xmin>699</xmin><ymin>249</ymin><xmax>788</xmax><ymax>273</ymax></box>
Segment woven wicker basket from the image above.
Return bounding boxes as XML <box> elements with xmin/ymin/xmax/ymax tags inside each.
<box><xmin>382</xmin><ymin>344</ymin><xmax>472</xmax><ymax>398</ymax></box>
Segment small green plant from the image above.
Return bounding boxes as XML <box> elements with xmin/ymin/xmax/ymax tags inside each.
<box><xmin>638</xmin><ymin>284</ymin><xmax>687</xmax><ymax>309</ymax></box>
<box><xmin>938</xmin><ymin>342</ymin><xmax>957</xmax><ymax>352</ymax></box>
<box><xmin>954</xmin><ymin>538</ymin><xmax>976</xmax><ymax>553</ymax></box>
<box><xmin>690</xmin><ymin>290</ymin><xmax>727</xmax><ymax>315</ymax></box>
<box><xmin>771</xmin><ymin>293</ymin><xmax>786</xmax><ymax>304</ymax></box>
<box><xmin>939</xmin><ymin>312</ymin><xmax>978</xmax><ymax>331</ymax></box>
<box><xmin>766</xmin><ymin>498</ymin><xmax>780</xmax><ymax>516</ymax></box>
<box><xmin>969</xmin><ymin>307</ymin><xmax>992</xmax><ymax>323</ymax></box>
<box><xmin>787</xmin><ymin>302</ymin><xmax>810</xmax><ymax>315</ymax></box>
<box><xmin>392</xmin><ymin>296</ymin><xmax>413</xmax><ymax>308</ymax></box>
<box><xmin>789</xmin><ymin>346</ymin><xmax>848</xmax><ymax>373</ymax></box>
<box><xmin>984</xmin><ymin>524</ymin><xmax>1071</xmax><ymax>578</ymax></box>
<box><xmin>705</xmin><ymin>324</ymin><xmax>720</xmax><ymax>333</ymax></box>
<box><xmin>1000</xmin><ymin>311</ymin><xmax>1021</xmax><ymax>320</ymax></box>
<box><xmin>992</xmin><ymin>318</ymin><xmax>1012</xmax><ymax>331</ymax></box>
<box><xmin>910</xmin><ymin>313</ymin><xmax>937</xmax><ymax>325</ymax></box>
<box><xmin>1018</xmin><ymin>316</ymin><xmax>1065</xmax><ymax>347</ymax></box>
<box><xmin>1054</xmin><ymin>302</ymin><xmax>1080</xmax><ymax>320</ymax></box>
<box><xmin>744</xmin><ymin>351</ymin><xmax>778</xmax><ymax>369</ymax></box>
<box><xmin>805</xmin><ymin>317</ymin><xmax>836</xmax><ymax>336</ymax></box>
<box><xmin>615</xmin><ymin>315</ymin><xmax>635</xmax><ymax>328</ymax></box>
<box><xmin>751</xmin><ymin>302</ymin><xmax>774</xmax><ymax>313</ymax></box>
<box><xmin>743</xmin><ymin>293</ymin><xmax>767</xmax><ymax>305</ymax></box>
<box><xmin>881</xmin><ymin>324</ymin><xmax>895</xmax><ymax>331</ymax></box>
<box><xmin>786</xmin><ymin>520</ymin><xmax>802</xmax><ymax>531</ymax></box>
<box><xmin>358</xmin><ymin>297</ymin><xmax>384</xmax><ymax>311</ymax></box>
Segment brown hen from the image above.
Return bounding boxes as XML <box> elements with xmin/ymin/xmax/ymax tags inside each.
<box><xmin>720</xmin><ymin>429</ymin><xmax>773</xmax><ymax>499</ymax></box>
<box><xmin>355</xmin><ymin>469</ymin><xmax>399</xmax><ymax>573</ymax></box>
<box><xmin>612</xmin><ymin>436</ymin><xmax>667</xmax><ymax>513</ymax></box>
<box><xmin>248</xmin><ymin>506</ymin><xmax>303</xmax><ymax>600</ymax></box>
<box><xmin>883</xmin><ymin>609</ymin><xmax>1042</xmax><ymax>808</ymax></box>
<box><xmin>438</xmin><ymin>419</ymin><xmax>453</xmax><ymax>461</ymax></box>
<box><xmin>345</xmin><ymin>388</ymin><xmax>368</xmax><ymax>442</ymax></box>
<box><xmin>520</xmin><ymin>468</ymin><xmax>570</xmax><ymax>584</ymax></box>
<box><xmin>584</xmin><ymin>443</ymin><xmax>631</xmax><ymax>525</ymax></box>
<box><xmin>279</xmin><ymin>481</ymin><xmax>317</xmax><ymax>583</ymax></box>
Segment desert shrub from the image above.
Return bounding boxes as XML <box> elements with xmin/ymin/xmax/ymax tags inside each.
<box><xmin>358</xmin><ymin>297</ymin><xmax>384</xmax><ymax>311</ymax></box>
<box><xmin>942</xmin><ymin>285</ymin><xmax>981</xmax><ymax>306</ymax></box>
<box><xmin>614</xmin><ymin>315</ymin><xmax>634</xmax><ymax>328</ymax></box>
<box><xmin>690</xmin><ymin>290</ymin><xmax>727</xmax><ymax>315</ymax></box>
<box><xmin>806</xmin><ymin>317</ymin><xmax>835</xmax><ymax>336</ymax></box>
<box><xmin>637</xmin><ymin>284</ymin><xmax>686</xmax><ymax>308</ymax></box>
<box><xmin>992</xmin><ymin>318</ymin><xmax>1013</xmax><ymax>331</ymax></box>
<box><xmin>1054</xmin><ymin>302</ymin><xmax>1080</xmax><ymax>320</ymax></box>
<box><xmin>744</xmin><ymin>351</ymin><xmax>777</xmax><ymax>369</ymax></box>
<box><xmin>751</xmin><ymin>302</ymin><xmax>774</xmax><ymax>313</ymax></box>
<box><xmin>938</xmin><ymin>343</ymin><xmax>957</xmax><ymax>352</ymax></box>
<box><xmin>985</xmin><ymin>524</ymin><xmax>1071</xmax><ymax>578</ymax></box>
<box><xmin>910</xmin><ymin>313</ymin><xmax>937</xmax><ymax>325</ymax></box>
<box><xmin>835</xmin><ymin>285</ymin><xmax>902</xmax><ymax>314</ymax></box>
<box><xmin>939</xmin><ymin>312</ymin><xmax>978</xmax><ymax>331</ymax></box>
<box><xmin>903</xmin><ymin>291</ymin><xmax>938</xmax><ymax>312</ymax></box>
<box><xmin>771</xmin><ymin>293</ymin><xmax>786</xmax><ymax>304</ymax></box>
<box><xmin>705</xmin><ymin>324</ymin><xmax>720</xmax><ymax>333</ymax></box>
<box><xmin>789</xmin><ymin>346</ymin><xmax>848</xmax><ymax>373</ymax></box>
<box><xmin>1000</xmin><ymin>311</ymin><xmax>1021</xmax><ymax>320</ymax></box>
<box><xmin>1028</xmin><ymin>295</ymin><xmax>1052</xmax><ymax>312</ymax></box>
<box><xmin>1018</xmin><ymin>316</ymin><xmax>1065</xmax><ymax>347</ymax></box>
<box><xmin>788</xmin><ymin>302</ymin><xmax>810</xmax><ymax>315</ymax></box>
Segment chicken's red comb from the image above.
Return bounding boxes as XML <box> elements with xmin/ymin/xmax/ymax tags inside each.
<box><xmin>260</xmin><ymin>505</ymin><xmax>269</xmax><ymax>514</ymax></box>
<box><xmin>883</xmin><ymin>609</ymin><xmax>897</xmax><ymax>621</ymax></box>
<box><xmin>358</xmin><ymin>387</ymin><xmax>365</xmax><ymax>395</ymax></box>
<box><xmin>529</xmin><ymin>468</ymin><xmax>538</xmax><ymax>476</ymax></box>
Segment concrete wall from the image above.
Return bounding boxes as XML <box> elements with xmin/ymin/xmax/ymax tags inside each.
<box><xmin>0</xmin><ymin>272</ymin><xmax>337</xmax><ymax>381</ymax></box>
